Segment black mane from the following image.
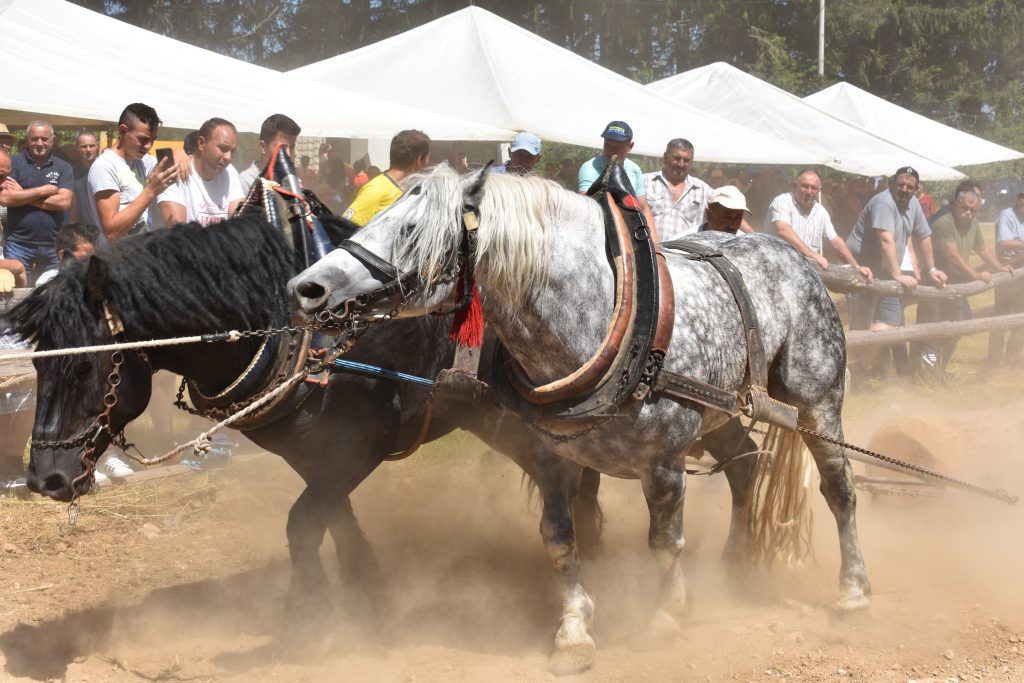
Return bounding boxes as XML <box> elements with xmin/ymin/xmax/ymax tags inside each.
<box><xmin>9</xmin><ymin>215</ymin><xmax>295</xmax><ymax>355</ymax></box>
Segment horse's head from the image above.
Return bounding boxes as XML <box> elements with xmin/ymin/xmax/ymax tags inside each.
<box><xmin>9</xmin><ymin>257</ymin><xmax>153</xmax><ymax>500</ymax></box>
<box><xmin>290</xmin><ymin>164</ymin><xmax>490</xmax><ymax>323</ymax></box>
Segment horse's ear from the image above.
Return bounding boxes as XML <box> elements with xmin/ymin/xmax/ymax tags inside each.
<box><xmin>461</xmin><ymin>163</ymin><xmax>490</xmax><ymax>203</ymax></box>
<box><xmin>83</xmin><ymin>255</ymin><xmax>109</xmax><ymax>315</ymax></box>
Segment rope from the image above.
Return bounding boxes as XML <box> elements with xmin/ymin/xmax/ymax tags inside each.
<box><xmin>0</xmin><ymin>374</ymin><xmax>34</xmax><ymax>388</ymax></box>
<box><xmin>0</xmin><ymin>331</ymin><xmax>244</xmax><ymax>363</ymax></box>
<box><xmin>123</xmin><ymin>369</ymin><xmax>308</xmax><ymax>467</ymax></box>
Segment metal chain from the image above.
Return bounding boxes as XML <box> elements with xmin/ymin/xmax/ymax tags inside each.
<box><xmin>795</xmin><ymin>425</ymin><xmax>1018</xmax><ymax>505</ymax></box>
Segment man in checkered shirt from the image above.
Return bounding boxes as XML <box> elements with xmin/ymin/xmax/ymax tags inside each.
<box><xmin>642</xmin><ymin>138</ymin><xmax>711</xmax><ymax>241</ymax></box>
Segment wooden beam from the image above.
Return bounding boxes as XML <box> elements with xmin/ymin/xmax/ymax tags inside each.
<box><xmin>816</xmin><ymin>263</ymin><xmax>1024</xmax><ymax>301</ymax></box>
<box><xmin>845</xmin><ymin>312</ymin><xmax>1024</xmax><ymax>348</ymax></box>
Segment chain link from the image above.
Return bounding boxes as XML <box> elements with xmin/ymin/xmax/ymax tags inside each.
<box><xmin>795</xmin><ymin>425</ymin><xmax>1018</xmax><ymax>505</ymax></box>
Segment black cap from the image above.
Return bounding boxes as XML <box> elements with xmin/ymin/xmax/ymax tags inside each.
<box><xmin>601</xmin><ymin>121</ymin><xmax>633</xmax><ymax>142</ymax></box>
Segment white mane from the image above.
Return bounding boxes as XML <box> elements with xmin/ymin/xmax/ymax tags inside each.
<box><xmin>396</xmin><ymin>165</ymin><xmax>599</xmax><ymax>308</ymax></box>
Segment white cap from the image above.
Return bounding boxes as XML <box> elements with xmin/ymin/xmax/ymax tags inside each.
<box><xmin>709</xmin><ymin>185</ymin><xmax>751</xmax><ymax>213</ymax></box>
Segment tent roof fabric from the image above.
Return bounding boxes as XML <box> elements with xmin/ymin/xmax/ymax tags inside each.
<box><xmin>648</xmin><ymin>62</ymin><xmax>964</xmax><ymax>181</ymax></box>
<box><xmin>805</xmin><ymin>82</ymin><xmax>1024</xmax><ymax>168</ymax></box>
<box><xmin>290</xmin><ymin>7</ymin><xmax>826</xmax><ymax>165</ymax></box>
<box><xmin>0</xmin><ymin>0</ymin><xmax>513</xmax><ymax>140</ymax></box>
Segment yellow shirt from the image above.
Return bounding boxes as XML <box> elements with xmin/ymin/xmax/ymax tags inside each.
<box><xmin>342</xmin><ymin>173</ymin><xmax>402</xmax><ymax>226</ymax></box>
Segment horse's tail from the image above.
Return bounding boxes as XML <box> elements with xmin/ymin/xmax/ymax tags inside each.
<box><xmin>740</xmin><ymin>425</ymin><xmax>815</xmax><ymax>568</ymax></box>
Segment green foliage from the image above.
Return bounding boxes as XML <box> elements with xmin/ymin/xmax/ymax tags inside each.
<box><xmin>67</xmin><ymin>0</ymin><xmax>1024</xmax><ymax>176</ymax></box>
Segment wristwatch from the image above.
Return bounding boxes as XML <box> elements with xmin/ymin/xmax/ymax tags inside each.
<box><xmin>928</xmin><ymin>266</ymin><xmax>938</xmax><ymax>273</ymax></box>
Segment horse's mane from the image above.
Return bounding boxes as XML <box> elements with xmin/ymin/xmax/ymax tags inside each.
<box><xmin>397</xmin><ymin>165</ymin><xmax>599</xmax><ymax>307</ymax></box>
<box><xmin>8</xmin><ymin>216</ymin><xmax>294</xmax><ymax>365</ymax></box>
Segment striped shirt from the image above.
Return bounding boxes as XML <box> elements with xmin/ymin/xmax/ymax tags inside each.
<box><xmin>766</xmin><ymin>192</ymin><xmax>837</xmax><ymax>254</ymax></box>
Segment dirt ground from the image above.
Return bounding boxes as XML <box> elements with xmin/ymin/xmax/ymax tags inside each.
<box><xmin>1</xmin><ymin>361</ymin><xmax>1023</xmax><ymax>682</ymax></box>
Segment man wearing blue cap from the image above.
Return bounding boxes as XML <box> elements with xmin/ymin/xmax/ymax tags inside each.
<box><xmin>491</xmin><ymin>132</ymin><xmax>542</xmax><ymax>176</ymax></box>
<box><xmin>577</xmin><ymin>120</ymin><xmax>655</xmax><ymax>228</ymax></box>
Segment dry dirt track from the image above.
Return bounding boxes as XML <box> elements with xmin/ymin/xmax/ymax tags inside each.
<box><xmin>1</xmin><ymin>378</ymin><xmax>1023</xmax><ymax>682</ymax></box>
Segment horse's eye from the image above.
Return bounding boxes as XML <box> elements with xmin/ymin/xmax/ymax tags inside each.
<box><xmin>75</xmin><ymin>360</ymin><xmax>92</xmax><ymax>378</ymax></box>
<box><xmin>409</xmin><ymin>185</ymin><xmax>422</xmax><ymax>196</ymax></box>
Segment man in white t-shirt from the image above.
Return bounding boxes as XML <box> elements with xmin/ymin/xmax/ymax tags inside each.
<box><xmin>159</xmin><ymin>118</ymin><xmax>244</xmax><ymax>227</ymax></box>
<box><xmin>87</xmin><ymin>103</ymin><xmax>178</xmax><ymax>244</ymax></box>
<box><xmin>768</xmin><ymin>169</ymin><xmax>872</xmax><ymax>280</ymax></box>
<box><xmin>238</xmin><ymin>113</ymin><xmax>301</xmax><ymax>195</ymax></box>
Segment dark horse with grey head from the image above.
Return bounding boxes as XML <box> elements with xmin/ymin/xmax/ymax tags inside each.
<box><xmin>5</xmin><ymin>213</ymin><xmax>603</xmax><ymax>644</ymax></box>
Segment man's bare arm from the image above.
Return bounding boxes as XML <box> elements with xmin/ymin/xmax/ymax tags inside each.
<box><xmin>827</xmin><ymin>235</ymin><xmax>872</xmax><ymax>282</ymax></box>
<box><xmin>0</xmin><ymin>183</ymin><xmax>57</xmax><ymax>207</ymax></box>
<box><xmin>30</xmin><ymin>188</ymin><xmax>73</xmax><ymax>212</ymax></box>
<box><xmin>159</xmin><ymin>200</ymin><xmax>187</xmax><ymax>228</ymax></box>
<box><xmin>774</xmin><ymin>219</ymin><xmax>827</xmax><ymax>267</ymax></box>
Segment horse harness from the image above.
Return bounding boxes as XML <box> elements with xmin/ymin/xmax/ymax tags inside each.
<box><xmin>489</xmin><ymin>161</ymin><xmax>799</xmax><ymax>438</ymax></box>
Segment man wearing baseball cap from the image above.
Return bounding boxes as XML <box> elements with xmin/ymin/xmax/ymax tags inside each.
<box><xmin>491</xmin><ymin>132</ymin><xmax>542</xmax><ymax>176</ymax></box>
<box><xmin>578</xmin><ymin>120</ymin><xmax>655</xmax><ymax>228</ymax></box>
<box><xmin>698</xmin><ymin>185</ymin><xmax>753</xmax><ymax>234</ymax></box>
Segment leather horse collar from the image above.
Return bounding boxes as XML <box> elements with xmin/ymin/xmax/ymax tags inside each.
<box><xmin>491</xmin><ymin>159</ymin><xmax>675</xmax><ymax>422</ymax></box>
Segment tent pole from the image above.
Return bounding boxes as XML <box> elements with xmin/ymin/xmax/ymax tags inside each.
<box><xmin>818</xmin><ymin>0</ymin><xmax>825</xmax><ymax>77</ymax></box>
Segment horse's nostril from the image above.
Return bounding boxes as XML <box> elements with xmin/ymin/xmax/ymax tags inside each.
<box><xmin>40</xmin><ymin>473</ymin><xmax>72</xmax><ymax>500</ymax></box>
<box><xmin>297</xmin><ymin>281</ymin><xmax>327</xmax><ymax>303</ymax></box>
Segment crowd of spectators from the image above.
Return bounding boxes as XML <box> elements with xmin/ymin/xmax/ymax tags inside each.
<box><xmin>1</xmin><ymin>106</ymin><xmax>1022</xmax><ymax>492</ymax></box>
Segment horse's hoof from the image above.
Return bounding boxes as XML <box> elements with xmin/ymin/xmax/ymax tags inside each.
<box><xmin>834</xmin><ymin>591</ymin><xmax>871</xmax><ymax>611</ymax></box>
<box><xmin>546</xmin><ymin>642</ymin><xmax>596</xmax><ymax>676</ymax></box>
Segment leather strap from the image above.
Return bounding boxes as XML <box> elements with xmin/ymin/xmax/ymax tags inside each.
<box><xmin>338</xmin><ymin>240</ymin><xmax>400</xmax><ymax>284</ymax></box>
<box><xmin>660</xmin><ymin>239</ymin><xmax>769</xmax><ymax>389</ymax></box>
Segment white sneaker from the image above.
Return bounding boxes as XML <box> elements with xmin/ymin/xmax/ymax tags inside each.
<box><xmin>93</xmin><ymin>470</ymin><xmax>109</xmax><ymax>485</ymax></box>
<box><xmin>921</xmin><ymin>352</ymin><xmax>938</xmax><ymax>369</ymax></box>
<box><xmin>102</xmin><ymin>454</ymin><xmax>134</xmax><ymax>479</ymax></box>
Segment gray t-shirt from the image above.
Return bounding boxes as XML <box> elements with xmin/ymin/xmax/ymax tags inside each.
<box><xmin>85</xmin><ymin>149</ymin><xmax>158</xmax><ymax>240</ymax></box>
<box><xmin>846</xmin><ymin>190</ymin><xmax>930</xmax><ymax>273</ymax></box>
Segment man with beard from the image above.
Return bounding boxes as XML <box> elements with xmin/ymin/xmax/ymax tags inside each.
<box><xmin>845</xmin><ymin>166</ymin><xmax>948</xmax><ymax>377</ymax></box>
<box><xmin>159</xmin><ymin>117</ymin><xmax>244</xmax><ymax>227</ymax></box>
<box><xmin>769</xmin><ymin>168</ymin><xmax>872</xmax><ymax>279</ymax></box>
<box><xmin>915</xmin><ymin>191</ymin><xmax>1010</xmax><ymax>372</ymax></box>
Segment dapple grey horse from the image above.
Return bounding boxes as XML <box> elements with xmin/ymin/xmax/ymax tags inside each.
<box><xmin>289</xmin><ymin>166</ymin><xmax>870</xmax><ymax>674</ymax></box>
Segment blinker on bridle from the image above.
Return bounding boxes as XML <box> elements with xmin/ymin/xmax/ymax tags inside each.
<box><xmin>326</xmin><ymin>203</ymin><xmax>481</xmax><ymax>324</ymax></box>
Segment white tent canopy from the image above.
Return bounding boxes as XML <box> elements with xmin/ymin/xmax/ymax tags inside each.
<box><xmin>289</xmin><ymin>7</ymin><xmax>826</xmax><ymax>165</ymax></box>
<box><xmin>805</xmin><ymin>82</ymin><xmax>1024</xmax><ymax>168</ymax></box>
<box><xmin>648</xmin><ymin>62</ymin><xmax>964</xmax><ymax>181</ymax></box>
<box><xmin>0</xmin><ymin>0</ymin><xmax>513</xmax><ymax>141</ymax></box>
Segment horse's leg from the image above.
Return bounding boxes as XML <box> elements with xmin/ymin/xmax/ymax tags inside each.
<box><xmin>638</xmin><ymin>460</ymin><xmax>689</xmax><ymax>643</ymax></box>
<box><xmin>326</xmin><ymin>494</ymin><xmax>384</xmax><ymax>614</ymax></box>
<box><xmin>701</xmin><ymin>418</ymin><xmax>757</xmax><ymax>562</ymax></box>
<box><xmin>800</xmin><ymin>404</ymin><xmax>871</xmax><ymax>610</ymax></box>
<box><xmin>574</xmin><ymin>467</ymin><xmax>603</xmax><ymax>557</ymax></box>
<box><xmin>534</xmin><ymin>446</ymin><xmax>595</xmax><ymax>676</ymax></box>
<box><xmin>283</xmin><ymin>485</ymin><xmax>333</xmax><ymax>637</ymax></box>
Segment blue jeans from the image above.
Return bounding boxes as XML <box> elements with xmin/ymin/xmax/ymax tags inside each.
<box><xmin>2</xmin><ymin>239</ymin><xmax>59</xmax><ymax>283</ymax></box>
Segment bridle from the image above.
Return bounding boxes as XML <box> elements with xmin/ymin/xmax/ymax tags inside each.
<box><xmin>32</xmin><ymin>345</ymin><xmax>151</xmax><ymax>500</ymax></box>
<box><xmin>318</xmin><ymin>201</ymin><xmax>481</xmax><ymax>328</ymax></box>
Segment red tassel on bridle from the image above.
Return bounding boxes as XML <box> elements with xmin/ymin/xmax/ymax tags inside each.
<box><xmin>449</xmin><ymin>276</ymin><xmax>484</xmax><ymax>348</ymax></box>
